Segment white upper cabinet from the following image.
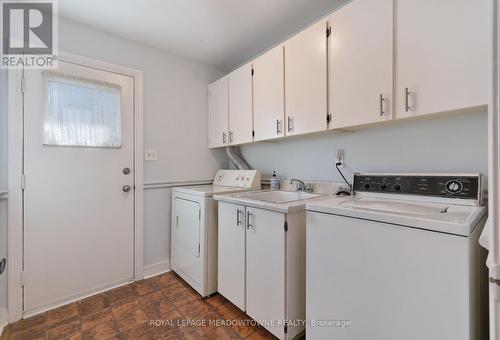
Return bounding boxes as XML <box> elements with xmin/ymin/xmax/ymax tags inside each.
<box><xmin>395</xmin><ymin>0</ymin><xmax>489</xmax><ymax>118</ymax></box>
<box><xmin>228</xmin><ymin>63</ymin><xmax>254</xmax><ymax>145</ymax></box>
<box><xmin>329</xmin><ymin>0</ymin><xmax>393</xmax><ymax>129</ymax></box>
<box><xmin>208</xmin><ymin>76</ymin><xmax>228</xmax><ymax>148</ymax></box>
<box><xmin>253</xmin><ymin>45</ymin><xmax>285</xmax><ymax>141</ymax></box>
<box><xmin>285</xmin><ymin>19</ymin><xmax>328</xmax><ymax>136</ymax></box>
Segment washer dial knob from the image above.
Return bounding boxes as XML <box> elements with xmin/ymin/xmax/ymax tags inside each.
<box><xmin>445</xmin><ymin>180</ymin><xmax>463</xmax><ymax>193</ymax></box>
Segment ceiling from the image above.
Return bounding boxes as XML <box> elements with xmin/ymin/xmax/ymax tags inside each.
<box><xmin>59</xmin><ymin>0</ymin><xmax>348</xmax><ymax>71</ymax></box>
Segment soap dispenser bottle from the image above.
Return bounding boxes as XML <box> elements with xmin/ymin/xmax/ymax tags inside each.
<box><xmin>270</xmin><ymin>171</ymin><xmax>280</xmax><ymax>191</ymax></box>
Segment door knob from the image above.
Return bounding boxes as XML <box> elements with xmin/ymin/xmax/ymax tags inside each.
<box><xmin>123</xmin><ymin>167</ymin><xmax>131</xmax><ymax>175</ymax></box>
<box><xmin>122</xmin><ymin>185</ymin><xmax>132</xmax><ymax>192</ymax></box>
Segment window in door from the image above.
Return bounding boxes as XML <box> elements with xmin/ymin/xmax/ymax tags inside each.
<box><xmin>42</xmin><ymin>71</ymin><xmax>122</xmax><ymax>147</ymax></box>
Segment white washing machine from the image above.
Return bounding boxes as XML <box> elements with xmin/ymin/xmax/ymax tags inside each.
<box><xmin>306</xmin><ymin>173</ymin><xmax>488</xmax><ymax>340</ymax></box>
<box><xmin>171</xmin><ymin>170</ymin><xmax>260</xmax><ymax>297</ymax></box>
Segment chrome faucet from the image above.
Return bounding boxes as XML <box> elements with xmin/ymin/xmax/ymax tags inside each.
<box><xmin>290</xmin><ymin>179</ymin><xmax>313</xmax><ymax>192</ymax></box>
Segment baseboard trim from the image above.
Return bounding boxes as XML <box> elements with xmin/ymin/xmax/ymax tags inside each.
<box><xmin>24</xmin><ymin>278</ymin><xmax>134</xmax><ymax>318</ymax></box>
<box><xmin>0</xmin><ymin>308</ymin><xmax>8</xmax><ymax>337</ymax></box>
<box><xmin>143</xmin><ymin>260</ymin><xmax>170</xmax><ymax>279</ymax></box>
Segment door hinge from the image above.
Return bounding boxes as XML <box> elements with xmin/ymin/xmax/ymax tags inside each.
<box><xmin>251</xmin><ymin>68</ymin><xmax>254</xmax><ymax>76</ymax></box>
<box><xmin>20</xmin><ymin>271</ymin><xmax>25</xmax><ymax>286</ymax></box>
<box><xmin>327</xmin><ymin>26</ymin><xmax>332</xmax><ymax>38</ymax></box>
<box><xmin>20</xmin><ymin>174</ymin><xmax>25</xmax><ymax>190</ymax></box>
<box><xmin>326</xmin><ymin>114</ymin><xmax>332</xmax><ymax>124</ymax></box>
<box><xmin>198</xmin><ymin>243</ymin><xmax>201</xmax><ymax>254</ymax></box>
<box><xmin>284</xmin><ymin>221</ymin><xmax>288</xmax><ymax>232</ymax></box>
<box><xmin>199</xmin><ymin>210</ymin><xmax>201</xmax><ymax>220</ymax></box>
<box><xmin>252</xmin><ymin>130</ymin><xmax>255</xmax><ymax>137</ymax></box>
<box><xmin>284</xmin><ymin>324</ymin><xmax>288</xmax><ymax>334</ymax></box>
<box><xmin>20</xmin><ymin>75</ymin><xmax>25</xmax><ymax>94</ymax></box>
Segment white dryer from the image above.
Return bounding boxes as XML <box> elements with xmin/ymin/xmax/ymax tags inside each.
<box><xmin>306</xmin><ymin>173</ymin><xmax>488</xmax><ymax>340</ymax></box>
<box><xmin>171</xmin><ymin>170</ymin><xmax>260</xmax><ymax>297</ymax></box>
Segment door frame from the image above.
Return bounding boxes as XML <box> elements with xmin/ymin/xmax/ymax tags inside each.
<box><xmin>7</xmin><ymin>51</ymin><xmax>144</xmax><ymax>322</ymax></box>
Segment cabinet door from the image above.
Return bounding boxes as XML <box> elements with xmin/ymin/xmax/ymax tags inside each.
<box><xmin>330</xmin><ymin>0</ymin><xmax>393</xmax><ymax>129</ymax></box>
<box><xmin>208</xmin><ymin>76</ymin><xmax>228</xmax><ymax>148</ymax></box>
<box><xmin>218</xmin><ymin>202</ymin><xmax>246</xmax><ymax>311</ymax></box>
<box><xmin>253</xmin><ymin>45</ymin><xmax>285</xmax><ymax>141</ymax></box>
<box><xmin>246</xmin><ymin>207</ymin><xmax>285</xmax><ymax>339</ymax></box>
<box><xmin>285</xmin><ymin>19</ymin><xmax>328</xmax><ymax>136</ymax></box>
<box><xmin>228</xmin><ymin>63</ymin><xmax>253</xmax><ymax>145</ymax></box>
<box><xmin>396</xmin><ymin>0</ymin><xmax>489</xmax><ymax>118</ymax></box>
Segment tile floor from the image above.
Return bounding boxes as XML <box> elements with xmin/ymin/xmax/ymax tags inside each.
<box><xmin>0</xmin><ymin>271</ymin><xmax>278</xmax><ymax>340</ymax></box>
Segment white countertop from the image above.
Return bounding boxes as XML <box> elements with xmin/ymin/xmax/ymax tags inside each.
<box><xmin>213</xmin><ymin>190</ymin><xmax>331</xmax><ymax>214</ymax></box>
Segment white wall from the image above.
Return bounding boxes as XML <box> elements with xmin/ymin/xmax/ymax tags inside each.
<box><xmin>240</xmin><ymin>111</ymin><xmax>488</xmax><ymax>184</ymax></box>
<box><xmin>56</xmin><ymin>17</ymin><xmax>228</xmax><ymax>267</ymax></box>
<box><xmin>0</xmin><ymin>70</ymin><xmax>8</xmax><ymax>311</ymax></box>
<box><xmin>0</xmin><ymin>17</ymin><xmax>228</xmax><ymax>310</ymax></box>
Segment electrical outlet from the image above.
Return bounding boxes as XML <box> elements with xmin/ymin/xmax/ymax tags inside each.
<box><xmin>145</xmin><ymin>149</ymin><xmax>158</xmax><ymax>161</ymax></box>
<box><xmin>336</xmin><ymin>149</ymin><xmax>345</xmax><ymax>168</ymax></box>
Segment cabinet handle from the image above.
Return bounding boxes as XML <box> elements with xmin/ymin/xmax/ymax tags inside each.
<box><xmin>246</xmin><ymin>211</ymin><xmax>253</xmax><ymax>229</ymax></box>
<box><xmin>229</xmin><ymin>131</ymin><xmax>233</xmax><ymax>143</ymax></box>
<box><xmin>287</xmin><ymin>117</ymin><xmax>293</xmax><ymax>133</ymax></box>
<box><xmin>276</xmin><ymin>119</ymin><xmax>282</xmax><ymax>135</ymax></box>
<box><xmin>379</xmin><ymin>94</ymin><xmax>385</xmax><ymax>116</ymax></box>
<box><xmin>236</xmin><ymin>209</ymin><xmax>242</xmax><ymax>226</ymax></box>
<box><xmin>405</xmin><ymin>88</ymin><xmax>411</xmax><ymax>112</ymax></box>
<box><xmin>222</xmin><ymin>132</ymin><xmax>226</xmax><ymax>144</ymax></box>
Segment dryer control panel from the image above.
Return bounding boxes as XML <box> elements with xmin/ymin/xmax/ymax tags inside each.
<box><xmin>353</xmin><ymin>173</ymin><xmax>481</xmax><ymax>202</ymax></box>
<box><xmin>213</xmin><ymin>170</ymin><xmax>261</xmax><ymax>189</ymax></box>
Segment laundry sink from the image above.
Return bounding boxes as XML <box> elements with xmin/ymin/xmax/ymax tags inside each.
<box><xmin>340</xmin><ymin>198</ymin><xmax>448</xmax><ymax>215</ymax></box>
<box><xmin>236</xmin><ymin>190</ymin><xmax>323</xmax><ymax>203</ymax></box>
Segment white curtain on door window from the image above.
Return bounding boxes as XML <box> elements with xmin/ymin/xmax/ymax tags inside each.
<box><xmin>42</xmin><ymin>71</ymin><xmax>122</xmax><ymax>147</ymax></box>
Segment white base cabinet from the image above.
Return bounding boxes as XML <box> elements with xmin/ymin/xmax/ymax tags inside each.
<box><xmin>218</xmin><ymin>202</ymin><xmax>306</xmax><ymax>340</ymax></box>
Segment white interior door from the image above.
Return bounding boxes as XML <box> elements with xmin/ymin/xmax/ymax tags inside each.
<box><xmin>23</xmin><ymin>60</ymin><xmax>135</xmax><ymax>314</ymax></box>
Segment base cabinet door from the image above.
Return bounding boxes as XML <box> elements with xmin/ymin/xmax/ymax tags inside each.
<box><xmin>246</xmin><ymin>207</ymin><xmax>286</xmax><ymax>339</ymax></box>
<box><xmin>218</xmin><ymin>202</ymin><xmax>246</xmax><ymax>311</ymax></box>
<box><xmin>395</xmin><ymin>0</ymin><xmax>489</xmax><ymax>118</ymax></box>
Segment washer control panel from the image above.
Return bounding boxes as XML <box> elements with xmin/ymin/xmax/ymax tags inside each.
<box><xmin>213</xmin><ymin>170</ymin><xmax>261</xmax><ymax>189</ymax></box>
<box><xmin>353</xmin><ymin>174</ymin><xmax>481</xmax><ymax>200</ymax></box>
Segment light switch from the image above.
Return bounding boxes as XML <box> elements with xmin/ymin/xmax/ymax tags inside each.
<box><xmin>145</xmin><ymin>149</ymin><xmax>158</xmax><ymax>161</ymax></box>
